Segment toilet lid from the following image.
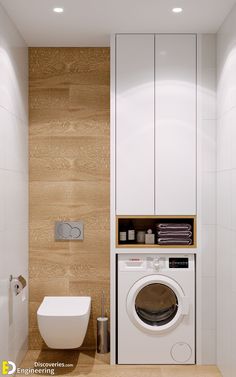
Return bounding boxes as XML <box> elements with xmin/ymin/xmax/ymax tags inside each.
<box><xmin>37</xmin><ymin>296</ymin><xmax>91</xmax><ymax>316</ymax></box>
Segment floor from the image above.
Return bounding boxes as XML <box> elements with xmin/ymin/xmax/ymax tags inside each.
<box><xmin>17</xmin><ymin>350</ymin><xmax>222</xmax><ymax>377</ymax></box>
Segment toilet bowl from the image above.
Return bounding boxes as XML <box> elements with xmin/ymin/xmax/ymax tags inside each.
<box><xmin>37</xmin><ymin>296</ymin><xmax>91</xmax><ymax>349</ymax></box>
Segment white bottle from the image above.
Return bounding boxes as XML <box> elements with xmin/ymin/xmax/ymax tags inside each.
<box><xmin>145</xmin><ymin>229</ymin><xmax>155</xmax><ymax>244</ymax></box>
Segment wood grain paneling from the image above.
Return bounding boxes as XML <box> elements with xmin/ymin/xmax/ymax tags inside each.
<box><xmin>29</xmin><ymin>47</ymin><xmax>110</xmax><ymax>350</ymax></box>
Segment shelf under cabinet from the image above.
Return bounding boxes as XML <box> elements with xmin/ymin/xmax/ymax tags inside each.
<box><xmin>116</xmin><ymin>215</ymin><xmax>196</xmax><ymax>248</ymax></box>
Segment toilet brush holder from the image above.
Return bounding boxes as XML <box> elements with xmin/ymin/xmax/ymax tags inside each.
<box><xmin>97</xmin><ymin>317</ymin><xmax>109</xmax><ymax>354</ymax></box>
<box><xmin>97</xmin><ymin>289</ymin><xmax>109</xmax><ymax>353</ymax></box>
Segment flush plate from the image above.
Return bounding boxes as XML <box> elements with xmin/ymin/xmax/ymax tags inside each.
<box><xmin>55</xmin><ymin>221</ymin><xmax>84</xmax><ymax>241</ymax></box>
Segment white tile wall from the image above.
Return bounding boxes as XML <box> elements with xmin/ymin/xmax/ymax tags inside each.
<box><xmin>231</xmin><ymin>170</ymin><xmax>236</xmax><ymax>230</ymax></box>
<box><xmin>201</xmin><ymin>120</ymin><xmax>216</xmax><ymax>172</ymax></box>
<box><xmin>217</xmin><ymin>171</ymin><xmax>231</xmax><ymax>228</ymax></box>
<box><xmin>201</xmin><ymin>225</ymin><xmax>216</xmax><ymax>277</ymax></box>
<box><xmin>217</xmin><ymin>4</ymin><xmax>236</xmax><ymax>376</ymax></box>
<box><xmin>202</xmin><ymin>276</ymin><xmax>216</xmax><ymax>330</ymax></box>
<box><xmin>0</xmin><ymin>2</ymin><xmax>28</xmax><ymax>367</ymax></box>
<box><xmin>217</xmin><ymin>113</ymin><xmax>232</xmax><ymax>171</ymax></box>
<box><xmin>199</xmin><ymin>34</ymin><xmax>217</xmax><ymax>364</ymax></box>
<box><xmin>201</xmin><ymin>172</ymin><xmax>216</xmax><ymax>225</ymax></box>
<box><xmin>202</xmin><ymin>329</ymin><xmax>216</xmax><ymax>365</ymax></box>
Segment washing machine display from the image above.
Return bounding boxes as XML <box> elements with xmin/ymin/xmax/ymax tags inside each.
<box><xmin>117</xmin><ymin>254</ymin><xmax>195</xmax><ymax>364</ymax></box>
<box><xmin>169</xmin><ymin>257</ymin><xmax>189</xmax><ymax>268</ymax></box>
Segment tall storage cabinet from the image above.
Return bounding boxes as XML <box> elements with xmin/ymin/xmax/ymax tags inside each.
<box><xmin>116</xmin><ymin>35</ymin><xmax>155</xmax><ymax>215</ymax></box>
<box><xmin>155</xmin><ymin>34</ymin><xmax>197</xmax><ymax>215</ymax></box>
<box><xmin>115</xmin><ymin>34</ymin><xmax>197</xmax><ymax>216</ymax></box>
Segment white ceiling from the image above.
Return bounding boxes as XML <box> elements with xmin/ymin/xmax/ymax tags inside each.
<box><xmin>0</xmin><ymin>0</ymin><xmax>235</xmax><ymax>46</ymax></box>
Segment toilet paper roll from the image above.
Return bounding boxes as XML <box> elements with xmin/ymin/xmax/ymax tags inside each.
<box><xmin>11</xmin><ymin>275</ymin><xmax>27</xmax><ymax>296</ymax></box>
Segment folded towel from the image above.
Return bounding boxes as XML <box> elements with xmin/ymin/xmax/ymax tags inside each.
<box><xmin>156</xmin><ymin>223</ymin><xmax>192</xmax><ymax>231</ymax></box>
<box><xmin>157</xmin><ymin>230</ymin><xmax>192</xmax><ymax>238</ymax></box>
<box><xmin>157</xmin><ymin>238</ymin><xmax>193</xmax><ymax>245</ymax></box>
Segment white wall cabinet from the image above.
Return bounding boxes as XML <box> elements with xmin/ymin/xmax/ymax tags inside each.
<box><xmin>115</xmin><ymin>34</ymin><xmax>197</xmax><ymax>215</ymax></box>
<box><xmin>155</xmin><ymin>34</ymin><xmax>197</xmax><ymax>215</ymax></box>
<box><xmin>116</xmin><ymin>34</ymin><xmax>155</xmax><ymax>215</ymax></box>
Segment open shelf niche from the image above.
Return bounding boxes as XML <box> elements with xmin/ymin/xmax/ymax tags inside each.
<box><xmin>116</xmin><ymin>215</ymin><xmax>196</xmax><ymax>248</ymax></box>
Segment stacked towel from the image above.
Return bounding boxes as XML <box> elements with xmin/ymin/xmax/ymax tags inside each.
<box><xmin>156</xmin><ymin>223</ymin><xmax>192</xmax><ymax>245</ymax></box>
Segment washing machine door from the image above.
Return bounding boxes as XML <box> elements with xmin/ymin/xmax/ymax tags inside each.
<box><xmin>127</xmin><ymin>275</ymin><xmax>189</xmax><ymax>334</ymax></box>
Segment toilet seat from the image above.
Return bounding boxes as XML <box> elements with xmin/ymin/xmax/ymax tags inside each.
<box><xmin>38</xmin><ymin>296</ymin><xmax>91</xmax><ymax>316</ymax></box>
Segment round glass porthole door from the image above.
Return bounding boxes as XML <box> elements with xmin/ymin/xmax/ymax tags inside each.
<box><xmin>135</xmin><ymin>283</ymin><xmax>178</xmax><ymax>326</ymax></box>
<box><xmin>126</xmin><ymin>275</ymin><xmax>187</xmax><ymax>334</ymax></box>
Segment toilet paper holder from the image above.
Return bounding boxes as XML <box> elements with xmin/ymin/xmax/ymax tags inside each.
<box><xmin>9</xmin><ymin>275</ymin><xmax>27</xmax><ymax>296</ymax></box>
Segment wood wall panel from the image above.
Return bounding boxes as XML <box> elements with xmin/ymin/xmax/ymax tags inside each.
<box><xmin>29</xmin><ymin>47</ymin><xmax>110</xmax><ymax>350</ymax></box>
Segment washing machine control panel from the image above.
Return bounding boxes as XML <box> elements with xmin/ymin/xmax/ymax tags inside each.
<box><xmin>118</xmin><ymin>255</ymin><xmax>193</xmax><ymax>272</ymax></box>
<box><xmin>169</xmin><ymin>258</ymin><xmax>189</xmax><ymax>268</ymax></box>
<box><xmin>153</xmin><ymin>257</ymin><xmax>160</xmax><ymax>270</ymax></box>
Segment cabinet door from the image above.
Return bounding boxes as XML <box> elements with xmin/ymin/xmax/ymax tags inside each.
<box><xmin>116</xmin><ymin>34</ymin><xmax>155</xmax><ymax>215</ymax></box>
<box><xmin>155</xmin><ymin>34</ymin><xmax>197</xmax><ymax>215</ymax></box>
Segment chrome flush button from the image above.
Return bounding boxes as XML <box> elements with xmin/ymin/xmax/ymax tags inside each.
<box><xmin>55</xmin><ymin>221</ymin><xmax>84</xmax><ymax>240</ymax></box>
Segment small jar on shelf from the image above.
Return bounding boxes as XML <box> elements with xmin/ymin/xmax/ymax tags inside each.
<box><xmin>119</xmin><ymin>223</ymin><xmax>127</xmax><ymax>244</ymax></box>
<box><xmin>127</xmin><ymin>220</ymin><xmax>136</xmax><ymax>244</ymax></box>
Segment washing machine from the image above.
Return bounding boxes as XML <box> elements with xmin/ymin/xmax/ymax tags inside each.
<box><xmin>117</xmin><ymin>254</ymin><xmax>195</xmax><ymax>364</ymax></box>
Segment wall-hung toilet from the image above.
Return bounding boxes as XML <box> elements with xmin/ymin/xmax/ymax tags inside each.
<box><xmin>37</xmin><ymin>296</ymin><xmax>91</xmax><ymax>349</ymax></box>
